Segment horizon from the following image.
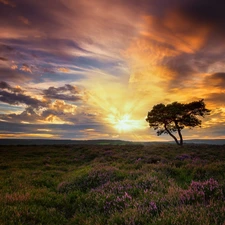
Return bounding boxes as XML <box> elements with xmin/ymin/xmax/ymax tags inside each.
<box><xmin>1</xmin><ymin>137</ymin><xmax>225</xmax><ymax>145</ymax></box>
<box><xmin>1</xmin><ymin>0</ymin><xmax>225</xmax><ymax>141</ymax></box>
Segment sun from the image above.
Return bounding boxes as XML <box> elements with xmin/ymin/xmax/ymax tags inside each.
<box><xmin>108</xmin><ymin>113</ymin><xmax>145</xmax><ymax>133</ymax></box>
<box><xmin>114</xmin><ymin>114</ymin><xmax>134</xmax><ymax>132</ymax></box>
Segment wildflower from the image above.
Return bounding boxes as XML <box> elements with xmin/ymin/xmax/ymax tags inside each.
<box><xmin>124</xmin><ymin>192</ymin><xmax>132</xmax><ymax>200</ymax></box>
<box><xmin>149</xmin><ymin>201</ymin><xmax>157</xmax><ymax>211</ymax></box>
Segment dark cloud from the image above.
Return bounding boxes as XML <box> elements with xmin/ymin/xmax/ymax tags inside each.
<box><xmin>0</xmin><ymin>67</ymin><xmax>31</xmax><ymax>82</ymax></box>
<box><xmin>163</xmin><ymin>53</ymin><xmax>196</xmax><ymax>76</ymax></box>
<box><xmin>0</xmin><ymin>44</ymin><xmax>14</xmax><ymax>51</ymax></box>
<box><xmin>178</xmin><ymin>0</ymin><xmax>225</xmax><ymax>35</ymax></box>
<box><xmin>0</xmin><ymin>90</ymin><xmax>47</xmax><ymax>108</ymax></box>
<box><xmin>204</xmin><ymin>73</ymin><xmax>225</xmax><ymax>88</ymax></box>
<box><xmin>0</xmin><ymin>0</ymin><xmax>71</xmax><ymax>33</ymax></box>
<box><xmin>162</xmin><ymin>42</ymin><xmax>225</xmax><ymax>91</ymax></box>
<box><xmin>43</xmin><ymin>84</ymin><xmax>82</xmax><ymax>101</ymax></box>
<box><xmin>0</xmin><ymin>119</ymin><xmax>109</xmax><ymax>139</ymax></box>
<box><xmin>0</xmin><ymin>56</ymin><xmax>8</xmax><ymax>61</ymax></box>
<box><xmin>206</xmin><ymin>93</ymin><xmax>225</xmax><ymax>105</ymax></box>
<box><xmin>0</xmin><ymin>81</ymin><xmax>47</xmax><ymax>108</ymax></box>
<box><xmin>0</xmin><ymin>81</ymin><xmax>24</xmax><ymax>93</ymax></box>
<box><xmin>0</xmin><ymin>107</ymin><xmax>40</xmax><ymax>123</ymax></box>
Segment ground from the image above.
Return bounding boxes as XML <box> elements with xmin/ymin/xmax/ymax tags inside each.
<box><xmin>1</xmin><ymin>143</ymin><xmax>225</xmax><ymax>225</ymax></box>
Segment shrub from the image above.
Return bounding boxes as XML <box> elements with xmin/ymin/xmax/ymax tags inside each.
<box><xmin>180</xmin><ymin>178</ymin><xmax>223</xmax><ymax>205</ymax></box>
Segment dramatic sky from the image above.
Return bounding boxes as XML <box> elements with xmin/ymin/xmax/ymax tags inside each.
<box><xmin>0</xmin><ymin>0</ymin><xmax>225</xmax><ymax>141</ymax></box>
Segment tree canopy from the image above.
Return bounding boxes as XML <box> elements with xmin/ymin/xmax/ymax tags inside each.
<box><xmin>146</xmin><ymin>99</ymin><xmax>210</xmax><ymax>145</ymax></box>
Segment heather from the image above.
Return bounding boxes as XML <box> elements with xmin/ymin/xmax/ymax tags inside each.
<box><xmin>0</xmin><ymin>143</ymin><xmax>225</xmax><ymax>224</ymax></box>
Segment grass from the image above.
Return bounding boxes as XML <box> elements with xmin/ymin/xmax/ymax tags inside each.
<box><xmin>0</xmin><ymin>143</ymin><xmax>225</xmax><ymax>224</ymax></box>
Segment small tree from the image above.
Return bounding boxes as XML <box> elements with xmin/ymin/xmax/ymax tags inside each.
<box><xmin>146</xmin><ymin>99</ymin><xmax>210</xmax><ymax>145</ymax></box>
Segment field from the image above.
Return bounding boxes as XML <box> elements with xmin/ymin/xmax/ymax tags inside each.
<box><xmin>1</xmin><ymin>143</ymin><xmax>225</xmax><ymax>225</ymax></box>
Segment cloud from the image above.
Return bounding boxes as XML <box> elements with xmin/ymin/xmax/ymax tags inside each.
<box><xmin>43</xmin><ymin>84</ymin><xmax>82</xmax><ymax>101</ymax></box>
<box><xmin>178</xmin><ymin>0</ymin><xmax>225</xmax><ymax>36</ymax></box>
<box><xmin>11</xmin><ymin>65</ymin><xmax>18</xmax><ymax>70</ymax></box>
<box><xmin>142</xmin><ymin>14</ymin><xmax>208</xmax><ymax>54</ymax></box>
<box><xmin>122</xmin><ymin>0</ymin><xmax>225</xmax><ymax>109</ymax></box>
<box><xmin>0</xmin><ymin>0</ymin><xmax>141</xmax><ymax>58</ymax></box>
<box><xmin>0</xmin><ymin>90</ymin><xmax>46</xmax><ymax>108</ymax></box>
<box><xmin>0</xmin><ymin>107</ymin><xmax>40</xmax><ymax>123</ymax></box>
<box><xmin>58</xmin><ymin>67</ymin><xmax>70</xmax><ymax>73</ymax></box>
<box><xmin>0</xmin><ymin>100</ymin><xmax>77</xmax><ymax>124</ymax></box>
<box><xmin>0</xmin><ymin>81</ymin><xmax>47</xmax><ymax>108</ymax></box>
<box><xmin>0</xmin><ymin>56</ymin><xmax>8</xmax><ymax>61</ymax></box>
<box><xmin>204</xmin><ymin>73</ymin><xmax>225</xmax><ymax>88</ymax></box>
<box><xmin>206</xmin><ymin>93</ymin><xmax>225</xmax><ymax>105</ymax></box>
<box><xmin>0</xmin><ymin>0</ymin><xmax>16</xmax><ymax>7</ymax></box>
<box><xmin>0</xmin><ymin>81</ymin><xmax>24</xmax><ymax>93</ymax></box>
<box><xmin>0</xmin><ymin>67</ymin><xmax>30</xmax><ymax>82</ymax></box>
<box><xmin>20</xmin><ymin>64</ymin><xmax>32</xmax><ymax>73</ymax></box>
<box><xmin>0</xmin><ymin>0</ymin><xmax>143</xmax><ymax>91</ymax></box>
<box><xmin>51</xmin><ymin>100</ymin><xmax>77</xmax><ymax>114</ymax></box>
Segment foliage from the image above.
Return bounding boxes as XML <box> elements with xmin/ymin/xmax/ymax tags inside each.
<box><xmin>0</xmin><ymin>144</ymin><xmax>225</xmax><ymax>225</ymax></box>
<box><xmin>146</xmin><ymin>99</ymin><xmax>210</xmax><ymax>145</ymax></box>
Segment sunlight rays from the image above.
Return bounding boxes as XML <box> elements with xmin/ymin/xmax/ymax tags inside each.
<box><xmin>108</xmin><ymin>113</ymin><xmax>144</xmax><ymax>133</ymax></box>
<box><xmin>87</xmin><ymin>85</ymin><xmax>147</xmax><ymax>135</ymax></box>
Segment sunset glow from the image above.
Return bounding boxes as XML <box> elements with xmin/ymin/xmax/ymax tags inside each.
<box><xmin>0</xmin><ymin>0</ymin><xmax>225</xmax><ymax>141</ymax></box>
<box><xmin>108</xmin><ymin>113</ymin><xmax>144</xmax><ymax>133</ymax></box>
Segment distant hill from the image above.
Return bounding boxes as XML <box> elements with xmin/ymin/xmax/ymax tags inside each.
<box><xmin>183</xmin><ymin>139</ymin><xmax>225</xmax><ymax>145</ymax></box>
<box><xmin>0</xmin><ymin>139</ymin><xmax>134</xmax><ymax>146</ymax></box>
<box><xmin>0</xmin><ymin>138</ymin><xmax>225</xmax><ymax>145</ymax></box>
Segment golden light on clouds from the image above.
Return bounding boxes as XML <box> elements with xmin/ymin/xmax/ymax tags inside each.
<box><xmin>43</xmin><ymin>115</ymin><xmax>72</xmax><ymax>125</ymax></box>
<box><xmin>51</xmin><ymin>100</ymin><xmax>77</xmax><ymax>115</ymax></box>
<box><xmin>0</xmin><ymin>133</ymin><xmax>57</xmax><ymax>138</ymax></box>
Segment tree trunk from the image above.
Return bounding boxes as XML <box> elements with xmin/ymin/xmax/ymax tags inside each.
<box><xmin>175</xmin><ymin>121</ymin><xmax>183</xmax><ymax>146</ymax></box>
<box><xmin>177</xmin><ymin>128</ymin><xmax>183</xmax><ymax>145</ymax></box>
<box><xmin>164</xmin><ymin>125</ymin><xmax>181</xmax><ymax>145</ymax></box>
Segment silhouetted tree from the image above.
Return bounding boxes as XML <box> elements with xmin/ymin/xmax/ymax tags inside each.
<box><xmin>146</xmin><ymin>99</ymin><xmax>210</xmax><ymax>145</ymax></box>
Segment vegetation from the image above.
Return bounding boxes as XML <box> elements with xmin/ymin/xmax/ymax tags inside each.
<box><xmin>1</xmin><ymin>143</ymin><xmax>225</xmax><ymax>225</ymax></box>
<box><xmin>146</xmin><ymin>99</ymin><xmax>210</xmax><ymax>145</ymax></box>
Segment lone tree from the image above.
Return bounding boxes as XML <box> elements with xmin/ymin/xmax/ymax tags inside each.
<box><xmin>146</xmin><ymin>99</ymin><xmax>210</xmax><ymax>145</ymax></box>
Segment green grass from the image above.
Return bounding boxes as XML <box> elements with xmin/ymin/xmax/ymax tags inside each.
<box><xmin>0</xmin><ymin>143</ymin><xmax>225</xmax><ymax>224</ymax></box>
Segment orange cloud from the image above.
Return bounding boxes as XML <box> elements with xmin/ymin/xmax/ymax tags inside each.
<box><xmin>58</xmin><ymin>67</ymin><xmax>70</xmax><ymax>73</ymax></box>
<box><xmin>20</xmin><ymin>65</ymin><xmax>32</xmax><ymax>73</ymax></box>
<box><xmin>51</xmin><ymin>100</ymin><xmax>77</xmax><ymax>114</ymax></box>
<box><xmin>11</xmin><ymin>65</ymin><xmax>18</xmax><ymax>70</ymax></box>
<box><xmin>142</xmin><ymin>13</ymin><xmax>209</xmax><ymax>54</ymax></box>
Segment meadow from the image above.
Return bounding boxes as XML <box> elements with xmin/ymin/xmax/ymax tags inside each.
<box><xmin>0</xmin><ymin>143</ymin><xmax>225</xmax><ymax>225</ymax></box>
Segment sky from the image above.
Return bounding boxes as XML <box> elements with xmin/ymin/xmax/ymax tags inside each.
<box><xmin>0</xmin><ymin>0</ymin><xmax>225</xmax><ymax>141</ymax></box>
